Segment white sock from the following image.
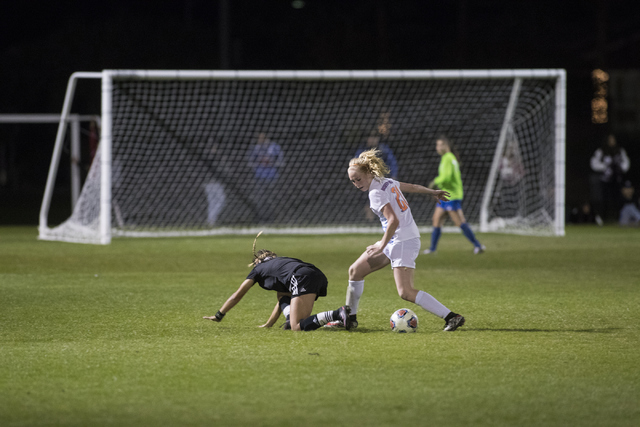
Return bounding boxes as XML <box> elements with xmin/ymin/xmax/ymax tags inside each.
<box><xmin>315</xmin><ymin>311</ymin><xmax>333</xmax><ymax>326</ymax></box>
<box><xmin>282</xmin><ymin>305</ymin><xmax>290</xmax><ymax>319</ymax></box>
<box><xmin>414</xmin><ymin>290</ymin><xmax>450</xmax><ymax>319</ymax></box>
<box><xmin>346</xmin><ymin>280</ymin><xmax>365</xmax><ymax>314</ymax></box>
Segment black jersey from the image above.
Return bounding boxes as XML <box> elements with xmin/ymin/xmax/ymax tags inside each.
<box><xmin>246</xmin><ymin>257</ymin><xmax>322</xmax><ymax>294</ymax></box>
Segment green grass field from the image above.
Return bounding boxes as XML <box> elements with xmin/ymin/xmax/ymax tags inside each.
<box><xmin>1</xmin><ymin>226</ymin><xmax>639</xmax><ymax>426</ymax></box>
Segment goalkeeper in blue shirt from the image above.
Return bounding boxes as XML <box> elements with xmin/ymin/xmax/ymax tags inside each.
<box><xmin>424</xmin><ymin>136</ymin><xmax>485</xmax><ymax>254</ymax></box>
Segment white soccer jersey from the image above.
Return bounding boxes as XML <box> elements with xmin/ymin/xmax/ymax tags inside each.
<box><xmin>368</xmin><ymin>177</ymin><xmax>420</xmax><ymax>242</ymax></box>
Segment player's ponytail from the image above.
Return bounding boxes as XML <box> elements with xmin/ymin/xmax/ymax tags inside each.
<box><xmin>252</xmin><ymin>230</ymin><xmax>263</xmax><ymax>257</ymax></box>
<box><xmin>248</xmin><ymin>231</ymin><xmax>277</xmax><ymax>267</ymax></box>
<box><xmin>349</xmin><ymin>148</ymin><xmax>390</xmax><ymax>179</ymax></box>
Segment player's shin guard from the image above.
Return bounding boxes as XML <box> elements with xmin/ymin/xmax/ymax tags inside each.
<box><xmin>346</xmin><ymin>280</ymin><xmax>364</xmax><ymax>314</ymax></box>
<box><xmin>415</xmin><ymin>290</ymin><xmax>450</xmax><ymax>318</ymax></box>
<box><xmin>299</xmin><ymin>315</ymin><xmax>322</xmax><ymax>331</ymax></box>
<box><xmin>460</xmin><ymin>222</ymin><xmax>481</xmax><ymax>247</ymax></box>
<box><xmin>430</xmin><ymin>227</ymin><xmax>442</xmax><ymax>251</ymax></box>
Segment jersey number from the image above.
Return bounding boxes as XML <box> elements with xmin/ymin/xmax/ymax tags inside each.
<box><xmin>391</xmin><ymin>186</ymin><xmax>409</xmax><ymax>212</ymax></box>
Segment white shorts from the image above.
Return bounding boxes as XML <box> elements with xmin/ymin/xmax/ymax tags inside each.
<box><xmin>383</xmin><ymin>237</ymin><xmax>421</xmax><ymax>269</ymax></box>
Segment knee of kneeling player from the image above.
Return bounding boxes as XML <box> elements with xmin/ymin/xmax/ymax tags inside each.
<box><xmin>291</xmin><ymin>321</ymin><xmax>304</xmax><ymax>331</ymax></box>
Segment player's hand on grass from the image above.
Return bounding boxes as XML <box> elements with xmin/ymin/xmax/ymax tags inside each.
<box><xmin>258</xmin><ymin>323</ymin><xmax>273</xmax><ymax>328</ymax></box>
<box><xmin>204</xmin><ymin>310</ymin><xmax>226</xmax><ymax>322</ymax></box>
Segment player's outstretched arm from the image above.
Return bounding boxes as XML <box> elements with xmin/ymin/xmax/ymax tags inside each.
<box><xmin>398</xmin><ymin>182</ymin><xmax>450</xmax><ymax>203</ymax></box>
<box><xmin>204</xmin><ymin>279</ymin><xmax>255</xmax><ymax>322</ymax></box>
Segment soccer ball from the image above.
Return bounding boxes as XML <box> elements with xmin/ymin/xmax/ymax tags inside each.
<box><xmin>390</xmin><ymin>308</ymin><xmax>418</xmax><ymax>333</ymax></box>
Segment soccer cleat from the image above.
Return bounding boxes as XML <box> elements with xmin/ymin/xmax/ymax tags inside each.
<box><xmin>324</xmin><ymin>318</ymin><xmax>359</xmax><ymax>329</ymax></box>
<box><xmin>443</xmin><ymin>314</ymin><xmax>465</xmax><ymax>331</ymax></box>
<box><xmin>323</xmin><ymin>320</ymin><xmax>342</xmax><ymax>328</ymax></box>
<box><xmin>281</xmin><ymin>319</ymin><xmax>291</xmax><ymax>330</ymax></box>
<box><xmin>339</xmin><ymin>306</ymin><xmax>353</xmax><ymax>331</ymax></box>
<box><xmin>422</xmin><ymin>249</ymin><xmax>436</xmax><ymax>255</ymax></box>
<box><xmin>473</xmin><ymin>245</ymin><xmax>486</xmax><ymax>254</ymax></box>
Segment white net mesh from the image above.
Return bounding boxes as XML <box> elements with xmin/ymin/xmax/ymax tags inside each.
<box><xmin>41</xmin><ymin>71</ymin><xmax>563</xmax><ymax>243</ymax></box>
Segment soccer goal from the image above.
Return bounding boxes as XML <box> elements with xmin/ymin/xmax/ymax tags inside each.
<box><xmin>39</xmin><ymin>69</ymin><xmax>565</xmax><ymax>244</ymax></box>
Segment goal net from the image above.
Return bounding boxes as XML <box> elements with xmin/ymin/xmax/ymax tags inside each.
<box><xmin>39</xmin><ymin>70</ymin><xmax>565</xmax><ymax>244</ymax></box>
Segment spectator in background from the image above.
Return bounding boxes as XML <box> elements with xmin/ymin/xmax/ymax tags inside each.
<box><xmin>569</xmin><ymin>202</ymin><xmax>599</xmax><ymax>225</ymax></box>
<box><xmin>204</xmin><ymin>139</ymin><xmax>228</xmax><ymax>226</ymax></box>
<box><xmin>619</xmin><ymin>181</ymin><xmax>640</xmax><ymax>227</ymax></box>
<box><xmin>498</xmin><ymin>141</ymin><xmax>525</xmax><ymax>218</ymax></box>
<box><xmin>247</xmin><ymin>132</ymin><xmax>284</xmax><ymax>223</ymax></box>
<box><xmin>590</xmin><ymin>134</ymin><xmax>630</xmax><ymax>222</ymax></box>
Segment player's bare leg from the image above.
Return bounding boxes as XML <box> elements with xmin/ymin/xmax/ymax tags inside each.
<box><xmin>324</xmin><ymin>250</ymin><xmax>390</xmax><ymax>329</ymax></box>
<box><xmin>348</xmin><ymin>251</ymin><xmax>389</xmax><ymax>315</ymax></box>
<box><xmin>393</xmin><ymin>266</ymin><xmax>419</xmax><ymax>302</ymax></box>
<box><xmin>289</xmin><ymin>293</ymin><xmax>316</xmax><ymax>331</ymax></box>
<box><xmin>394</xmin><ymin>266</ymin><xmax>455</xmax><ymax>325</ymax></box>
<box><xmin>447</xmin><ymin>209</ymin><xmax>464</xmax><ymax>226</ymax></box>
<box><xmin>349</xmin><ymin>250</ymin><xmax>390</xmax><ymax>281</ymax></box>
<box><xmin>432</xmin><ymin>206</ymin><xmax>447</xmax><ymax>227</ymax></box>
<box><xmin>293</xmin><ymin>293</ymin><xmax>352</xmax><ymax>331</ymax></box>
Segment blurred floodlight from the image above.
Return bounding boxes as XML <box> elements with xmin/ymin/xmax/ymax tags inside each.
<box><xmin>591</xmin><ymin>69</ymin><xmax>609</xmax><ymax>123</ymax></box>
<box><xmin>592</xmin><ymin>69</ymin><xmax>609</xmax><ymax>83</ymax></box>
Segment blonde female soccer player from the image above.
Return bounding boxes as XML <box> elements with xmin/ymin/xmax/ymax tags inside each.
<box><xmin>204</xmin><ymin>233</ymin><xmax>352</xmax><ymax>331</ymax></box>
<box><xmin>339</xmin><ymin>149</ymin><xmax>465</xmax><ymax>331</ymax></box>
<box><xmin>425</xmin><ymin>135</ymin><xmax>485</xmax><ymax>255</ymax></box>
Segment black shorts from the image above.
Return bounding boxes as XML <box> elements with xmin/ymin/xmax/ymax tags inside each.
<box><xmin>290</xmin><ymin>266</ymin><xmax>328</xmax><ymax>300</ymax></box>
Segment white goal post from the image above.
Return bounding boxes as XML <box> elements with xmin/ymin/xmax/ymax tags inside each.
<box><xmin>39</xmin><ymin>69</ymin><xmax>565</xmax><ymax>244</ymax></box>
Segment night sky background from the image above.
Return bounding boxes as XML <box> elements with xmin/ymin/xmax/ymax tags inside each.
<box><xmin>1</xmin><ymin>0</ymin><xmax>639</xmax><ymax>225</ymax></box>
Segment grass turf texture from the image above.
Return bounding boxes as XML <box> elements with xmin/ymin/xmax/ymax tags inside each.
<box><xmin>1</xmin><ymin>226</ymin><xmax>638</xmax><ymax>426</ymax></box>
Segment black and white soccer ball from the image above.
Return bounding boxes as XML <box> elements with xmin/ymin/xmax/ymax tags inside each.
<box><xmin>390</xmin><ymin>308</ymin><xmax>418</xmax><ymax>333</ymax></box>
